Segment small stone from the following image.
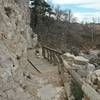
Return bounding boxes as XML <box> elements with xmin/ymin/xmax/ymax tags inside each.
<box><xmin>27</xmin><ymin>75</ymin><xmax>31</xmax><ymax>79</ymax></box>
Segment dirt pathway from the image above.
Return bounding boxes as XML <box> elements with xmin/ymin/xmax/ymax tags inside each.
<box><xmin>26</xmin><ymin>49</ymin><xmax>66</xmax><ymax>100</ymax></box>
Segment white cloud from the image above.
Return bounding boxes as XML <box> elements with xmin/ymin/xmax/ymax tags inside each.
<box><xmin>52</xmin><ymin>0</ymin><xmax>100</xmax><ymax>5</ymax></box>
<box><xmin>52</xmin><ymin>0</ymin><xmax>100</xmax><ymax>10</ymax></box>
<box><xmin>51</xmin><ymin>0</ymin><xmax>100</xmax><ymax>22</ymax></box>
<box><xmin>52</xmin><ymin>0</ymin><xmax>100</xmax><ymax>22</ymax></box>
<box><xmin>79</xmin><ymin>3</ymin><xmax>100</xmax><ymax>10</ymax></box>
<box><xmin>74</xmin><ymin>12</ymin><xmax>100</xmax><ymax>22</ymax></box>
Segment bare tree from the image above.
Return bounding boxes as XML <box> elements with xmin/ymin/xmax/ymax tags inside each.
<box><xmin>60</xmin><ymin>9</ymin><xmax>77</xmax><ymax>23</ymax></box>
<box><xmin>55</xmin><ymin>5</ymin><xmax>63</xmax><ymax>21</ymax></box>
<box><xmin>91</xmin><ymin>17</ymin><xmax>96</xmax><ymax>43</ymax></box>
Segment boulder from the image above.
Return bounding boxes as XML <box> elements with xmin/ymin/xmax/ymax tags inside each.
<box><xmin>87</xmin><ymin>64</ymin><xmax>95</xmax><ymax>73</ymax></box>
<box><xmin>63</xmin><ymin>53</ymin><xmax>75</xmax><ymax>64</ymax></box>
<box><xmin>87</xmin><ymin>70</ymin><xmax>100</xmax><ymax>94</ymax></box>
<box><xmin>74</xmin><ymin>56</ymin><xmax>89</xmax><ymax>65</ymax></box>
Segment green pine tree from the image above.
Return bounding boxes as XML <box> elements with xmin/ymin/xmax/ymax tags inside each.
<box><xmin>30</xmin><ymin>0</ymin><xmax>52</xmax><ymax>27</ymax></box>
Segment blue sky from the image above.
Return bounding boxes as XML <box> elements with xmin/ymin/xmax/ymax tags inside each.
<box><xmin>49</xmin><ymin>0</ymin><xmax>100</xmax><ymax>22</ymax></box>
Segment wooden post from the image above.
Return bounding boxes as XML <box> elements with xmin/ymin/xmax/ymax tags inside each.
<box><xmin>42</xmin><ymin>45</ymin><xmax>63</xmax><ymax>65</ymax></box>
<box><xmin>53</xmin><ymin>52</ymin><xmax>57</xmax><ymax>65</ymax></box>
<box><xmin>47</xmin><ymin>49</ymin><xmax>50</xmax><ymax>61</ymax></box>
<box><xmin>42</xmin><ymin>46</ymin><xmax>45</xmax><ymax>58</ymax></box>
<box><xmin>49</xmin><ymin>50</ymin><xmax>52</xmax><ymax>63</ymax></box>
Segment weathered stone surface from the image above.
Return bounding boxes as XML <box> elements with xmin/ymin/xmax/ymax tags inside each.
<box><xmin>63</xmin><ymin>52</ymin><xmax>100</xmax><ymax>99</ymax></box>
<box><xmin>87</xmin><ymin>64</ymin><xmax>95</xmax><ymax>73</ymax></box>
<box><xmin>63</xmin><ymin>53</ymin><xmax>75</xmax><ymax>60</ymax></box>
<box><xmin>0</xmin><ymin>0</ymin><xmax>34</xmax><ymax>48</ymax></box>
<box><xmin>86</xmin><ymin>69</ymin><xmax>100</xmax><ymax>94</ymax></box>
<box><xmin>0</xmin><ymin>0</ymin><xmax>37</xmax><ymax>100</ymax></box>
<box><xmin>74</xmin><ymin>56</ymin><xmax>89</xmax><ymax>65</ymax></box>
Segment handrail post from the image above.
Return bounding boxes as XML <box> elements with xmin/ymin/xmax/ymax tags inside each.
<box><xmin>42</xmin><ymin>45</ymin><xmax>63</xmax><ymax>65</ymax></box>
<box><xmin>42</xmin><ymin>46</ymin><xmax>45</xmax><ymax>58</ymax></box>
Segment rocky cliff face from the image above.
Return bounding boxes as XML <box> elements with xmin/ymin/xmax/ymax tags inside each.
<box><xmin>0</xmin><ymin>0</ymin><xmax>37</xmax><ymax>100</ymax></box>
<box><xmin>0</xmin><ymin>0</ymin><xmax>33</xmax><ymax>48</ymax></box>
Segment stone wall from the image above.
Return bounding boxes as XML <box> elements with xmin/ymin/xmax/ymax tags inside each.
<box><xmin>0</xmin><ymin>0</ymin><xmax>37</xmax><ymax>100</ymax></box>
